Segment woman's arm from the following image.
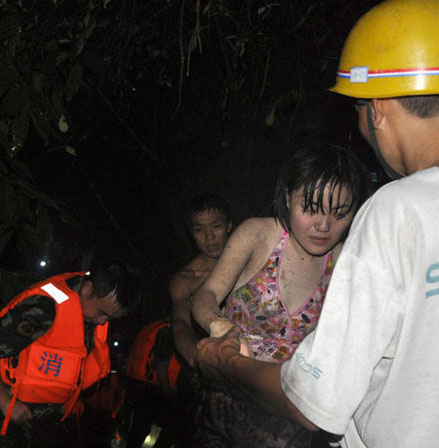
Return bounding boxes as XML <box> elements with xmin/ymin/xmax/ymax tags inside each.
<box><xmin>192</xmin><ymin>219</ymin><xmax>259</xmax><ymax>336</ymax></box>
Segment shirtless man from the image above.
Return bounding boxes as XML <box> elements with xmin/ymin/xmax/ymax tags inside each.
<box><xmin>169</xmin><ymin>194</ymin><xmax>232</xmax><ymax>367</ymax></box>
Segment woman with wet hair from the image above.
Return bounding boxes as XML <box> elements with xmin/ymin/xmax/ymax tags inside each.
<box><xmin>192</xmin><ymin>144</ymin><xmax>371</xmax><ymax>447</ymax></box>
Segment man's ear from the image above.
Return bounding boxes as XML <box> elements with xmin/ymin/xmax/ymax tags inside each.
<box><xmin>227</xmin><ymin>221</ymin><xmax>233</xmax><ymax>234</ymax></box>
<box><xmin>81</xmin><ymin>279</ymin><xmax>93</xmax><ymax>298</ymax></box>
<box><xmin>370</xmin><ymin>98</ymin><xmax>388</xmax><ymax>129</ymax></box>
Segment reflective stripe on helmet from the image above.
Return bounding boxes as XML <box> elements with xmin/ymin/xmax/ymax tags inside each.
<box><xmin>338</xmin><ymin>67</ymin><xmax>439</xmax><ymax>82</ymax></box>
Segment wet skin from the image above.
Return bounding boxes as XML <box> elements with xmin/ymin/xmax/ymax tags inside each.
<box><xmin>288</xmin><ymin>184</ymin><xmax>355</xmax><ymax>257</ymax></box>
<box><xmin>80</xmin><ymin>281</ymin><xmax>126</xmax><ymax>325</ymax></box>
<box><xmin>190</xmin><ymin>209</ymin><xmax>232</xmax><ymax>259</ymax></box>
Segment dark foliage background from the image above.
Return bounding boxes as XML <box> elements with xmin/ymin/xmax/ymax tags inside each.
<box><xmin>0</xmin><ymin>0</ymin><xmax>383</xmax><ymax>321</ymax></box>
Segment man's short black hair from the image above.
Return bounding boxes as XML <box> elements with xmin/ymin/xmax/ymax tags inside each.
<box><xmin>273</xmin><ymin>144</ymin><xmax>371</xmax><ymax>233</ymax></box>
<box><xmin>397</xmin><ymin>95</ymin><xmax>439</xmax><ymax>118</ymax></box>
<box><xmin>87</xmin><ymin>260</ymin><xmax>142</xmax><ymax>314</ymax></box>
<box><xmin>184</xmin><ymin>193</ymin><xmax>232</xmax><ymax>229</ymax></box>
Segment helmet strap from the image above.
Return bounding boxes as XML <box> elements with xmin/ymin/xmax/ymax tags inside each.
<box><xmin>366</xmin><ymin>102</ymin><xmax>403</xmax><ymax>180</ymax></box>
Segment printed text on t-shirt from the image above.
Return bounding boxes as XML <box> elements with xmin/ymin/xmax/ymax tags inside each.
<box><xmin>426</xmin><ymin>263</ymin><xmax>439</xmax><ymax>298</ymax></box>
<box><xmin>294</xmin><ymin>353</ymin><xmax>323</xmax><ymax>379</ymax></box>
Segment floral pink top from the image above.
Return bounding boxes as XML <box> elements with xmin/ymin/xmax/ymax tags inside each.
<box><xmin>225</xmin><ymin>229</ymin><xmax>334</xmax><ymax>363</ymax></box>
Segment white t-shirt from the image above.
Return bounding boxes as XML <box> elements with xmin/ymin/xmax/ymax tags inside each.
<box><xmin>281</xmin><ymin>168</ymin><xmax>439</xmax><ymax>448</ymax></box>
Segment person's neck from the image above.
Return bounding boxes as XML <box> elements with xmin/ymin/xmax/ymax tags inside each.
<box><xmin>199</xmin><ymin>252</ymin><xmax>220</xmax><ymax>269</ymax></box>
<box><xmin>399</xmin><ymin>117</ymin><xmax>439</xmax><ymax>174</ymax></box>
<box><xmin>287</xmin><ymin>234</ymin><xmax>322</xmax><ymax>265</ymax></box>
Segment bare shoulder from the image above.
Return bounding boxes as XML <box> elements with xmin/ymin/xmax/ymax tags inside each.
<box><xmin>232</xmin><ymin>217</ymin><xmax>276</xmax><ymax>243</ymax></box>
<box><xmin>218</xmin><ymin>217</ymin><xmax>279</xmax><ymax>268</ymax></box>
<box><xmin>236</xmin><ymin>217</ymin><xmax>273</xmax><ymax>232</ymax></box>
<box><xmin>217</xmin><ymin>217</ymin><xmax>280</xmax><ymax>291</ymax></box>
<box><xmin>170</xmin><ymin>254</ymin><xmax>214</xmax><ymax>300</ymax></box>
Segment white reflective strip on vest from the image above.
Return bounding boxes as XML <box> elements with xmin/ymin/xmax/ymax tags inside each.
<box><xmin>40</xmin><ymin>283</ymin><xmax>69</xmax><ymax>304</ymax></box>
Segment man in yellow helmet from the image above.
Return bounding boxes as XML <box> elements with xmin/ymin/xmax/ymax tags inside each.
<box><xmin>195</xmin><ymin>1</ymin><xmax>439</xmax><ymax>446</ymax></box>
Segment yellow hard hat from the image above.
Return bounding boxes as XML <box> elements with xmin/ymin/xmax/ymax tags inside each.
<box><xmin>330</xmin><ymin>0</ymin><xmax>439</xmax><ymax>98</ymax></box>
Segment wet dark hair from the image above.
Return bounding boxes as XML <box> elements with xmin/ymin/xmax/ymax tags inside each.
<box><xmin>273</xmin><ymin>144</ymin><xmax>371</xmax><ymax>233</ymax></box>
<box><xmin>397</xmin><ymin>95</ymin><xmax>439</xmax><ymax>118</ymax></box>
<box><xmin>184</xmin><ymin>193</ymin><xmax>232</xmax><ymax>229</ymax></box>
<box><xmin>87</xmin><ymin>260</ymin><xmax>142</xmax><ymax>314</ymax></box>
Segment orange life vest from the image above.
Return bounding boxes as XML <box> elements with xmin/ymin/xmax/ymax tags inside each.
<box><xmin>0</xmin><ymin>272</ymin><xmax>110</xmax><ymax>435</ymax></box>
<box><xmin>126</xmin><ymin>320</ymin><xmax>181</xmax><ymax>390</ymax></box>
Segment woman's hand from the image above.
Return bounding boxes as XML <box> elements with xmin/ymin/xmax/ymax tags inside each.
<box><xmin>209</xmin><ymin>319</ymin><xmax>235</xmax><ymax>338</ymax></box>
<box><xmin>209</xmin><ymin>320</ymin><xmax>254</xmax><ymax>358</ymax></box>
<box><xmin>239</xmin><ymin>337</ymin><xmax>254</xmax><ymax>358</ymax></box>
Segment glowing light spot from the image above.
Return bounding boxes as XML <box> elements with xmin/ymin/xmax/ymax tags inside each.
<box><xmin>142</xmin><ymin>424</ymin><xmax>162</xmax><ymax>447</ymax></box>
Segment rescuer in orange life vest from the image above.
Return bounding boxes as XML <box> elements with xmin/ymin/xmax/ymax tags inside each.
<box><xmin>125</xmin><ymin>317</ymin><xmax>185</xmax><ymax>448</ymax></box>
<box><xmin>0</xmin><ymin>260</ymin><xmax>141</xmax><ymax>448</ymax></box>
<box><xmin>126</xmin><ymin>319</ymin><xmax>182</xmax><ymax>394</ymax></box>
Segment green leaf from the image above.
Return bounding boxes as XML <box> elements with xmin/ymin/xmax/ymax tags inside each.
<box><xmin>56</xmin><ymin>51</ymin><xmax>70</xmax><ymax>66</ymax></box>
<box><xmin>65</xmin><ymin>63</ymin><xmax>83</xmax><ymax>101</ymax></box>
<box><xmin>265</xmin><ymin>106</ymin><xmax>276</xmax><ymax>127</ymax></box>
<box><xmin>65</xmin><ymin>145</ymin><xmax>76</xmax><ymax>156</ymax></box>
<box><xmin>82</xmin><ymin>12</ymin><xmax>91</xmax><ymax>28</ymax></box>
<box><xmin>58</xmin><ymin>115</ymin><xmax>69</xmax><ymax>133</ymax></box>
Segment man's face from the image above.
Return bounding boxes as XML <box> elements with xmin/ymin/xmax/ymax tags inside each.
<box><xmin>190</xmin><ymin>208</ymin><xmax>232</xmax><ymax>259</ymax></box>
<box><xmin>80</xmin><ymin>281</ymin><xmax>126</xmax><ymax>325</ymax></box>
